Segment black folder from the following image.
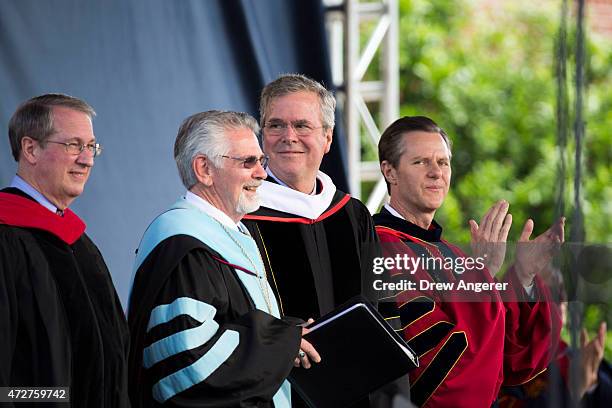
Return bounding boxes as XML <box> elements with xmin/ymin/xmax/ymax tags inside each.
<box><xmin>288</xmin><ymin>297</ymin><xmax>419</xmax><ymax>408</ymax></box>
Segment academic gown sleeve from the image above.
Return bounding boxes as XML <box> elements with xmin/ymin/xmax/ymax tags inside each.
<box><xmin>502</xmin><ymin>267</ymin><xmax>562</xmax><ymax>386</ymax></box>
<box><xmin>141</xmin><ymin>247</ymin><xmax>301</xmax><ymax>407</ymax></box>
<box><xmin>353</xmin><ymin>201</ymin><xmax>382</xmax><ymax>305</ymax></box>
<box><xmin>0</xmin><ymin>228</ymin><xmax>19</xmax><ymax>387</ymax></box>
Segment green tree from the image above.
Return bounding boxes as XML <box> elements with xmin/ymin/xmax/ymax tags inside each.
<box><xmin>377</xmin><ymin>0</ymin><xmax>612</xmax><ymax>358</ymax></box>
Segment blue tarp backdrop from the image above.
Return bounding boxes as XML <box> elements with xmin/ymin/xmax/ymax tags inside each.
<box><xmin>0</xmin><ymin>0</ymin><xmax>348</xmax><ymax>308</ymax></box>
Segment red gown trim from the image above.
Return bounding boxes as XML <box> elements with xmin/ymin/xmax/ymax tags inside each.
<box><xmin>0</xmin><ymin>192</ymin><xmax>85</xmax><ymax>244</ymax></box>
<box><xmin>243</xmin><ymin>193</ymin><xmax>351</xmax><ymax>224</ymax></box>
<box><xmin>210</xmin><ymin>255</ymin><xmax>257</xmax><ymax>277</ymax></box>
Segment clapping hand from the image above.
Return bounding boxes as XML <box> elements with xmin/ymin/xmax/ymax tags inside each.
<box><xmin>576</xmin><ymin>321</ymin><xmax>606</xmax><ymax>398</ymax></box>
<box><xmin>514</xmin><ymin>217</ymin><xmax>565</xmax><ymax>286</ymax></box>
<box><xmin>469</xmin><ymin>200</ymin><xmax>512</xmax><ymax>277</ymax></box>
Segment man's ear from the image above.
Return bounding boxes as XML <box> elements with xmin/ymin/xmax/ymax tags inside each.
<box><xmin>193</xmin><ymin>155</ymin><xmax>214</xmax><ymax>186</ymax></box>
<box><xmin>323</xmin><ymin>127</ymin><xmax>333</xmax><ymax>154</ymax></box>
<box><xmin>380</xmin><ymin>160</ymin><xmax>397</xmax><ymax>186</ymax></box>
<box><xmin>20</xmin><ymin>136</ymin><xmax>40</xmax><ymax>165</ymax></box>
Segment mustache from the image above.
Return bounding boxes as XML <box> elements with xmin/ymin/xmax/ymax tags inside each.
<box><xmin>244</xmin><ymin>181</ymin><xmax>263</xmax><ymax>188</ymax></box>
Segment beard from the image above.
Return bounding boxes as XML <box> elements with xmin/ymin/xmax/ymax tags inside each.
<box><xmin>236</xmin><ymin>184</ymin><xmax>262</xmax><ymax>215</ymax></box>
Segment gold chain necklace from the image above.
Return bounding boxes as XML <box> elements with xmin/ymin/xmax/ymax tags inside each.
<box><xmin>214</xmin><ymin>220</ymin><xmax>274</xmax><ymax>314</ymax></box>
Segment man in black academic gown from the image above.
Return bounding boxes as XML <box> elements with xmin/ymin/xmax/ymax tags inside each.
<box><xmin>0</xmin><ymin>94</ymin><xmax>130</xmax><ymax>407</ymax></box>
<box><xmin>128</xmin><ymin>110</ymin><xmax>319</xmax><ymax>407</ymax></box>
<box><xmin>241</xmin><ymin>75</ymin><xmax>382</xmax><ymax>407</ymax></box>
<box><xmin>243</xmin><ymin>74</ymin><xmax>379</xmax><ymax>321</ymax></box>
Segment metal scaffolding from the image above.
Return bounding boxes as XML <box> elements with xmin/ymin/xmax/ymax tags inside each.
<box><xmin>324</xmin><ymin>0</ymin><xmax>399</xmax><ymax>213</ymax></box>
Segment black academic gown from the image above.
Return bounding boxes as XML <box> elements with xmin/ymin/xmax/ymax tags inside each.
<box><xmin>128</xmin><ymin>233</ymin><xmax>301</xmax><ymax>408</ymax></box>
<box><xmin>243</xmin><ymin>187</ymin><xmax>379</xmax><ymax>320</ymax></box>
<box><xmin>243</xmin><ymin>179</ymin><xmax>380</xmax><ymax>408</ymax></box>
<box><xmin>0</xmin><ymin>188</ymin><xmax>130</xmax><ymax>408</ymax></box>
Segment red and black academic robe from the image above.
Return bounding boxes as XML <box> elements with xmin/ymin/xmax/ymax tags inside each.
<box><xmin>0</xmin><ymin>188</ymin><xmax>130</xmax><ymax>407</ymax></box>
<box><xmin>373</xmin><ymin>207</ymin><xmax>561</xmax><ymax>408</ymax></box>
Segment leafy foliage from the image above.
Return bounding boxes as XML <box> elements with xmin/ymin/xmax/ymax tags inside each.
<box><xmin>390</xmin><ymin>0</ymin><xmax>611</xmax><ymax>246</ymax></box>
<box><xmin>366</xmin><ymin>0</ymin><xmax>612</xmax><ymax>357</ymax></box>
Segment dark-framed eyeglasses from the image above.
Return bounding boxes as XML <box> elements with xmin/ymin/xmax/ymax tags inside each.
<box><xmin>220</xmin><ymin>154</ymin><xmax>269</xmax><ymax>169</ymax></box>
<box><xmin>265</xmin><ymin>121</ymin><xmax>324</xmax><ymax>136</ymax></box>
<box><xmin>45</xmin><ymin>140</ymin><xmax>103</xmax><ymax>157</ymax></box>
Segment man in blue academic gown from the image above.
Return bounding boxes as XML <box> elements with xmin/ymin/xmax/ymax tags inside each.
<box><xmin>128</xmin><ymin>110</ymin><xmax>319</xmax><ymax>407</ymax></box>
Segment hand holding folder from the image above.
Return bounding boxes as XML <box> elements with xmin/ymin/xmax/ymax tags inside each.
<box><xmin>289</xmin><ymin>297</ymin><xmax>418</xmax><ymax>408</ymax></box>
<box><xmin>295</xmin><ymin>318</ymin><xmax>321</xmax><ymax>369</ymax></box>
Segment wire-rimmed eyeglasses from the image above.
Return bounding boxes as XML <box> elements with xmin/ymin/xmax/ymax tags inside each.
<box><xmin>46</xmin><ymin>140</ymin><xmax>103</xmax><ymax>157</ymax></box>
<box><xmin>264</xmin><ymin>121</ymin><xmax>324</xmax><ymax>136</ymax></box>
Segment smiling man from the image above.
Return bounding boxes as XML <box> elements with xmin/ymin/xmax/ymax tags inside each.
<box><xmin>243</xmin><ymin>74</ymin><xmax>379</xmax><ymax>322</ymax></box>
<box><xmin>241</xmin><ymin>75</ymin><xmax>380</xmax><ymax>408</ymax></box>
<box><xmin>128</xmin><ymin>110</ymin><xmax>318</xmax><ymax>407</ymax></box>
<box><xmin>0</xmin><ymin>94</ymin><xmax>130</xmax><ymax>407</ymax></box>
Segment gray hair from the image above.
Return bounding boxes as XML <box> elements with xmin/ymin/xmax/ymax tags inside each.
<box><xmin>8</xmin><ymin>93</ymin><xmax>96</xmax><ymax>161</ymax></box>
<box><xmin>174</xmin><ymin>110</ymin><xmax>260</xmax><ymax>189</ymax></box>
<box><xmin>260</xmin><ymin>73</ymin><xmax>336</xmax><ymax>129</ymax></box>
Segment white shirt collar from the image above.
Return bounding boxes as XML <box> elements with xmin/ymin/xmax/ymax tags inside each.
<box><xmin>266</xmin><ymin>168</ymin><xmax>316</xmax><ymax>195</ymax></box>
<box><xmin>184</xmin><ymin>190</ymin><xmax>248</xmax><ymax>233</ymax></box>
<box><xmin>384</xmin><ymin>203</ymin><xmax>405</xmax><ymax>220</ymax></box>
<box><xmin>258</xmin><ymin>171</ymin><xmax>337</xmax><ymax>219</ymax></box>
<box><xmin>10</xmin><ymin>175</ymin><xmax>59</xmax><ymax>214</ymax></box>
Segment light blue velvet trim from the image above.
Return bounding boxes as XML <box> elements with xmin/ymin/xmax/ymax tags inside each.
<box><xmin>147</xmin><ymin>297</ymin><xmax>216</xmax><ymax>332</ymax></box>
<box><xmin>130</xmin><ymin>197</ymin><xmax>280</xmax><ymax>318</ymax></box>
<box><xmin>143</xmin><ymin>319</ymin><xmax>220</xmax><ymax>369</ymax></box>
<box><xmin>273</xmin><ymin>381</ymin><xmax>292</xmax><ymax>408</ymax></box>
<box><xmin>151</xmin><ymin>329</ymin><xmax>239</xmax><ymax>403</ymax></box>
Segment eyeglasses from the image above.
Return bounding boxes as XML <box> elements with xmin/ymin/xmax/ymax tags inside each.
<box><xmin>46</xmin><ymin>140</ymin><xmax>103</xmax><ymax>157</ymax></box>
<box><xmin>220</xmin><ymin>154</ymin><xmax>269</xmax><ymax>169</ymax></box>
<box><xmin>265</xmin><ymin>121</ymin><xmax>324</xmax><ymax>136</ymax></box>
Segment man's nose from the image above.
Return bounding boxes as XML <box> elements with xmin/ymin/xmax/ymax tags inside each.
<box><xmin>76</xmin><ymin>149</ymin><xmax>95</xmax><ymax>167</ymax></box>
<box><xmin>282</xmin><ymin>124</ymin><xmax>299</xmax><ymax>143</ymax></box>
<box><xmin>427</xmin><ymin>162</ymin><xmax>442</xmax><ymax>178</ymax></box>
<box><xmin>253</xmin><ymin>160</ymin><xmax>268</xmax><ymax>179</ymax></box>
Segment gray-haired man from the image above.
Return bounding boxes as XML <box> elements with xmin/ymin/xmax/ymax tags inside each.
<box><xmin>128</xmin><ymin>110</ymin><xmax>319</xmax><ymax>407</ymax></box>
<box><xmin>243</xmin><ymin>74</ymin><xmax>379</xmax><ymax>321</ymax></box>
<box><xmin>0</xmin><ymin>94</ymin><xmax>129</xmax><ymax>407</ymax></box>
<box><xmin>242</xmin><ymin>74</ymin><xmax>381</xmax><ymax>408</ymax></box>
